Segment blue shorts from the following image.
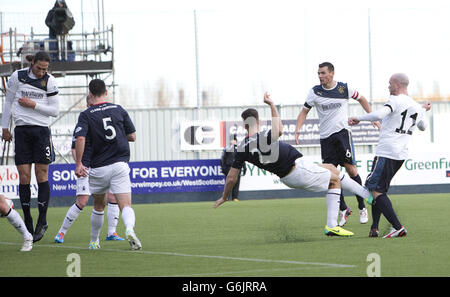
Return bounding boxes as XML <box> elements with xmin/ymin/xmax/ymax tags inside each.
<box><xmin>14</xmin><ymin>125</ymin><xmax>55</xmax><ymax>165</ymax></box>
<box><xmin>365</xmin><ymin>156</ymin><xmax>404</xmax><ymax>193</ymax></box>
<box><xmin>320</xmin><ymin>128</ymin><xmax>356</xmax><ymax>166</ymax></box>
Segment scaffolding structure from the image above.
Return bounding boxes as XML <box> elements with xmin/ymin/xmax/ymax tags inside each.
<box><xmin>0</xmin><ymin>22</ymin><xmax>115</xmax><ymax>164</ymax></box>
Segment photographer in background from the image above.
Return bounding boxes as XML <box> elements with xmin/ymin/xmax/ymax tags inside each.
<box><xmin>45</xmin><ymin>0</ymin><xmax>74</xmax><ymax>39</ymax></box>
<box><xmin>45</xmin><ymin>0</ymin><xmax>75</xmax><ymax>60</ymax></box>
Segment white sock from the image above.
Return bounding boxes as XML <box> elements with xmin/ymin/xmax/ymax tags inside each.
<box><xmin>339</xmin><ymin>172</ymin><xmax>369</xmax><ymax>198</ymax></box>
<box><xmin>91</xmin><ymin>210</ymin><xmax>104</xmax><ymax>242</ymax></box>
<box><xmin>326</xmin><ymin>188</ymin><xmax>341</xmax><ymax>228</ymax></box>
<box><xmin>59</xmin><ymin>203</ymin><xmax>82</xmax><ymax>234</ymax></box>
<box><xmin>121</xmin><ymin>206</ymin><xmax>135</xmax><ymax>232</ymax></box>
<box><xmin>6</xmin><ymin>209</ymin><xmax>33</xmax><ymax>240</ymax></box>
<box><xmin>107</xmin><ymin>203</ymin><xmax>120</xmax><ymax>236</ymax></box>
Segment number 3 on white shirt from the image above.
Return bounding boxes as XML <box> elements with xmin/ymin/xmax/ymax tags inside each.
<box><xmin>103</xmin><ymin>117</ymin><xmax>117</xmax><ymax>140</ymax></box>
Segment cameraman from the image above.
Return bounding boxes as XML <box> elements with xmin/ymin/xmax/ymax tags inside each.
<box><xmin>44</xmin><ymin>0</ymin><xmax>75</xmax><ymax>61</ymax></box>
<box><xmin>45</xmin><ymin>0</ymin><xmax>69</xmax><ymax>39</ymax></box>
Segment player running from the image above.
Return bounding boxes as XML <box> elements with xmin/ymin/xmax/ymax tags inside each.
<box><xmin>214</xmin><ymin>92</ymin><xmax>375</xmax><ymax>237</ymax></box>
<box><xmin>349</xmin><ymin>73</ymin><xmax>431</xmax><ymax>238</ymax></box>
<box><xmin>74</xmin><ymin>79</ymin><xmax>141</xmax><ymax>250</ymax></box>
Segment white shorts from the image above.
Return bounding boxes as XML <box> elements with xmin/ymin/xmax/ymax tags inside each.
<box><xmin>76</xmin><ymin>175</ymin><xmax>91</xmax><ymax>196</ymax></box>
<box><xmin>280</xmin><ymin>158</ymin><xmax>331</xmax><ymax>192</ymax></box>
<box><xmin>89</xmin><ymin>162</ymin><xmax>131</xmax><ymax>195</ymax></box>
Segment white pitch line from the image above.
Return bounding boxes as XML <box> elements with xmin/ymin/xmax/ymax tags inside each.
<box><xmin>0</xmin><ymin>241</ymin><xmax>356</xmax><ymax>268</ymax></box>
<box><xmin>161</xmin><ymin>266</ymin><xmax>333</xmax><ymax>277</ymax></box>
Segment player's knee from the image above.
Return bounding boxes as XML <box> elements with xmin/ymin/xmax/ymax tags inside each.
<box><xmin>0</xmin><ymin>195</ymin><xmax>9</xmax><ymax>215</ymax></box>
<box><xmin>92</xmin><ymin>194</ymin><xmax>107</xmax><ymax>211</ymax></box>
<box><xmin>107</xmin><ymin>192</ymin><xmax>117</xmax><ymax>203</ymax></box>
<box><xmin>0</xmin><ymin>196</ymin><xmax>6</xmax><ymax>208</ymax></box>
<box><xmin>76</xmin><ymin>195</ymin><xmax>89</xmax><ymax>208</ymax></box>
<box><xmin>321</xmin><ymin>163</ymin><xmax>339</xmax><ymax>175</ymax></box>
<box><xmin>93</xmin><ymin>204</ymin><xmax>105</xmax><ymax>212</ymax></box>
<box><xmin>0</xmin><ymin>205</ymin><xmax>7</xmax><ymax>215</ymax></box>
<box><xmin>114</xmin><ymin>193</ymin><xmax>132</xmax><ymax>210</ymax></box>
<box><xmin>35</xmin><ymin>166</ymin><xmax>49</xmax><ymax>182</ymax></box>
<box><xmin>329</xmin><ymin>173</ymin><xmax>341</xmax><ymax>189</ymax></box>
<box><xmin>17</xmin><ymin>168</ymin><xmax>32</xmax><ymax>184</ymax></box>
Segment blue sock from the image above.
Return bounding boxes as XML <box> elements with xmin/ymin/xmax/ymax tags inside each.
<box><xmin>374</xmin><ymin>193</ymin><xmax>402</xmax><ymax>230</ymax></box>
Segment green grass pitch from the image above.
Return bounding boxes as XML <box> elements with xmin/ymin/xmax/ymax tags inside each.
<box><xmin>1</xmin><ymin>193</ymin><xmax>449</xmax><ymax>277</ymax></box>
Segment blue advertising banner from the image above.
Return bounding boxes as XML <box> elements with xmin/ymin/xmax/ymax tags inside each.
<box><xmin>49</xmin><ymin>163</ymin><xmax>77</xmax><ymax>197</ymax></box>
<box><xmin>49</xmin><ymin>159</ymin><xmax>226</xmax><ymax>197</ymax></box>
<box><xmin>129</xmin><ymin>160</ymin><xmax>225</xmax><ymax>193</ymax></box>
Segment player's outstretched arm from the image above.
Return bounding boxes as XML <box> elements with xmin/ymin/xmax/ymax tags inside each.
<box><xmin>348</xmin><ymin>116</ymin><xmax>360</xmax><ymax>126</ymax></box>
<box><xmin>214</xmin><ymin>167</ymin><xmax>239</xmax><ymax>209</ymax></box>
<box><xmin>357</xmin><ymin>96</ymin><xmax>381</xmax><ymax>130</ymax></box>
<box><xmin>349</xmin><ymin>106</ymin><xmax>391</xmax><ymax>126</ymax></box>
<box><xmin>263</xmin><ymin>92</ymin><xmax>282</xmax><ymax>141</ymax></box>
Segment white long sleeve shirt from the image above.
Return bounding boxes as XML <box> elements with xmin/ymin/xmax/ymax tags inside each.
<box><xmin>2</xmin><ymin>67</ymin><xmax>59</xmax><ymax>128</ymax></box>
<box><xmin>357</xmin><ymin>94</ymin><xmax>427</xmax><ymax>160</ymax></box>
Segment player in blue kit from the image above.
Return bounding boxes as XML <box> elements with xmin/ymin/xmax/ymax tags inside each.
<box><xmin>74</xmin><ymin>79</ymin><xmax>141</xmax><ymax>250</ymax></box>
<box><xmin>214</xmin><ymin>92</ymin><xmax>375</xmax><ymax>237</ymax></box>
<box><xmin>54</xmin><ymin>95</ymin><xmax>124</xmax><ymax>244</ymax></box>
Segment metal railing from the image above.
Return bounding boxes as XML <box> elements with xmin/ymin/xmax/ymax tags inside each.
<box><xmin>0</xmin><ymin>26</ymin><xmax>114</xmax><ymax>65</ymax></box>
<box><xmin>0</xmin><ymin>26</ymin><xmax>115</xmax><ymax>165</ymax></box>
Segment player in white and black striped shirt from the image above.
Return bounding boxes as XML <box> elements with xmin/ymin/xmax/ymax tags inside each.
<box><xmin>295</xmin><ymin>62</ymin><xmax>379</xmax><ymax>226</ymax></box>
<box><xmin>2</xmin><ymin>51</ymin><xmax>59</xmax><ymax>242</ymax></box>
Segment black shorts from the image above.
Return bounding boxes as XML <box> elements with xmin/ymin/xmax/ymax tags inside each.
<box><xmin>14</xmin><ymin>125</ymin><xmax>55</xmax><ymax>165</ymax></box>
<box><xmin>320</xmin><ymin>128</ymin><xmax>356</xmax><ymax>167</ymax></box>
<box><xmin>365</xmin><ymin>156</ymin><xmax>404</xmax><ymax>193</ymax></box>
